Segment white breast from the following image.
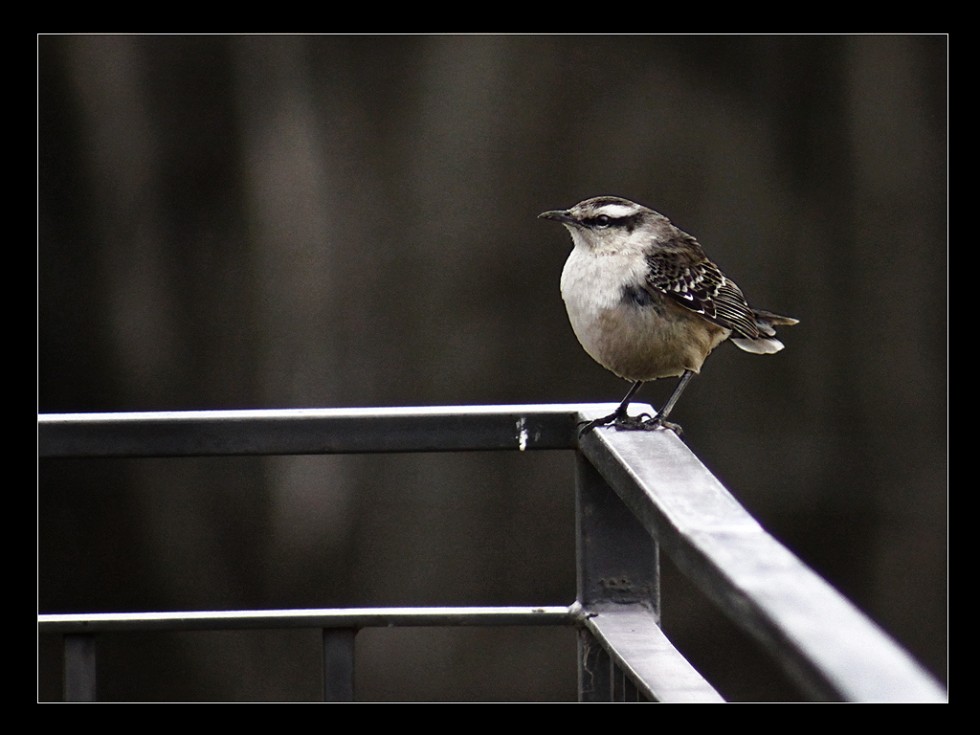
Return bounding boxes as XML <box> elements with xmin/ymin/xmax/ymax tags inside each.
<box><xmin>559</xmin><ymin>243</ymin><xmax>728</xmax><ymax>381</ymax></box>
<box><xmin>560</xmin><ymin>244</ymin><xmax>644</xmax><ymax>372</ymax></box>
<box><xmin>560</xmin><ymin>244</ymin><xmax>646</xmax><ymax>313</ymax></box>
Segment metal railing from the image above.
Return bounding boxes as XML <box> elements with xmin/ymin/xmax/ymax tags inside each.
<box><xmin>37</xmin><ymin>405</ymin><xmax>946</xmax><ymax>702</ymax></box>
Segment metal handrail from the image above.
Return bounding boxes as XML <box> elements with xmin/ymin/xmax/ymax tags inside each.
<box><xmin>37</xmin><ymin>405</ymin><xmax>946</xmax><ymax>702</ymax></box>
<box><xmin>40</xmin><ymin>606</ymin><xmax>577</xmax><ymax>632</ymax></box>
<box><xmin>577</xmin><ymin>424</ymin><xmax>946</xmax><ymax>702</ymax></box>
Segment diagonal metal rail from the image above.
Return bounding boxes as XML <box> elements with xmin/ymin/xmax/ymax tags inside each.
<box><xmin>576</xmin><ymin>423</ymin><xmax>946</xmax><ymax>702</ymax></box>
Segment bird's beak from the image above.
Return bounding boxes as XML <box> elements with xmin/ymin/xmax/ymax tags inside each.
<box><xmin>538</xmin><ymin>209</ymin><xmax>576</xmax><ymax>225</ymax></box>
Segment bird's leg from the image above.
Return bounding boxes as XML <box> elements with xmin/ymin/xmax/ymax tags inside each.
<box><xmin>578</xmin><ymin>371</ymin><xmax>696</xmax><ymax>437</ymax></box>
<box><xmin>578</xmin><ymin>381</ymin><xmax>646</xmax><ymax>437</ymax></box>
<box><xmin>635</xmin><ymin>370</ymin><xmax>695</xmax><ymax>435</ymax></box>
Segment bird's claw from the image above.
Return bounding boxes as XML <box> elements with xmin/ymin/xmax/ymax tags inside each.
<box><xmin>577</xmin><ymin>414</ymin><xmax>619</xmax><ymax>438</ymax></box>
<box><xmin>631</xmin><ymin>416</ymin><xmax>683</xmax><ymax>435</ymax></box>
<box><xmin>578</xmin><ymin>413</ymin><xmax>683</xmax><ymax>438</ymax></box>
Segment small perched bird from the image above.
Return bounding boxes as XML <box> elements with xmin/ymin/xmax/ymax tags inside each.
<box><xmin>540</xmin><ymin>196</ymin><xmax>798</xmax><ymax>436</ymax></box>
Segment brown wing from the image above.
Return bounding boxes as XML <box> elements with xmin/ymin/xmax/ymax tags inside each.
<box><xmin>644</xmin><ymin>232</ymin><xmax>762</xmax><ymax>340</ymax></box>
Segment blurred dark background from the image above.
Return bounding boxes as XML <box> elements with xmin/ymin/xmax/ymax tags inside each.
<box><xmin>37</xmin><ymin>34</ymin><xmax>947</xmax><ymax>701</ymax></box>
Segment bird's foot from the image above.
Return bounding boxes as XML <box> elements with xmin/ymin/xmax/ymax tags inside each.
<box><xmin>578</xmin><ymin>411</ymin><xmax>682</xmax><ymax>437</ymax></box>
<box><xmin>610</xmin><ymin>413</ymin><xmax>654</xmax><ymax>430</ymax></box>
<box><xmin>629</xmin><ymin>415</ymin><xmax>683</xmax><ymax>436</ymax></box>
<box><xmin>577</xmin><ymin>411</ymin><xmax>622</xmax><ymax>438</ymax></box>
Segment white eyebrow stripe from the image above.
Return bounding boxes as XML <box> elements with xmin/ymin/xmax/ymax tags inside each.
<box><xmin>594</xmin><ymin>203</ymin><xmax>640</xmax><ymax>218</ymax></box>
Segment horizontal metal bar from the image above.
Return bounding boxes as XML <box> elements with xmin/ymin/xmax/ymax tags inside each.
<box><xmin>582</xmin><ymin>605</ymin><xmax>723</xmax><ymax>703</ymax></box>
<box><xmin>39</xmin><ymin>605</ymin><xmax>577</xmax><ymax>633</ymax></box>
<box><xmin>578</xmin><ymin>424</ymin><xmax>946</xmax><ymax>703</ymax></box>
<box><xmin>37</xmin><ymin>404</ymin><xmax>629</xmax><ymax>458</ymax></box>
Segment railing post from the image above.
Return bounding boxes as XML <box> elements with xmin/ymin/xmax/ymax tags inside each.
<box><xmin>322</xmin><ymin>628</ymin><xmax>356</xmax><ymax>702</ymax></box>
<box><xmin>575</xmin><ymin>451</ymin><xmax>659</xmax><ymax>701</ymax></box>
<box><xmin>64</xmin><ymin>634</ymin><xmax>97</xmax><ymax>702</ymax></box>
<box><xmin>577</xmin><ymin>628</ymin><xmax>613</xmax><ymax>701</ymax></box>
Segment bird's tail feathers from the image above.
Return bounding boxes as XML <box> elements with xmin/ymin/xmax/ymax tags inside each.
<box><xmin>731</xmin><ymin>336</ymin><xmax>785</xmax><ymax>354</ymax></box>
<box><xmin>731</xmin><ymin>309</ymin><xmax>798</xmax><ymax>355</ymax></box>
<box><xmin>753</xmin><ymin>309</ymin><xmax>799</xmax><ymax>329</ymax></box>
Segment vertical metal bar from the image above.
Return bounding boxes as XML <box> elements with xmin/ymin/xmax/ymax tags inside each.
<box><xmin>575</xmin><ymin>452</ymin><xmax>660</xmax><ymax>612</ymax></box>
<box><xmin>575</xmin><ymin>452</ymin><xmax>660</xmax><ymax>701</ymax></box>
<box><xmin>611</xmin><ymin>665</ymin><xmax>642</xmax><ymax>701</ymax></box>
<box><xmin>64</xmin><ymin>634</ymin><xmax>97</xmax><ymax>702</ymax></box>
<box><xmin>577</xmin><ymin>628</ymin><xmax>613</xmax><ymax>702</ymax></box>
<box><xmin>622</xmin><ymin>673</ymin><xmax>641</xmax><ymax>701</ymax></box>
<box><xmin>612</xmin><ymin>664</ymin><xmax>627</xmax><ymax>701</ymax></box>
<box><xmin>322</xmin><ymin>628</ymin><xmax>355</xmax><ymax>702</ymax></box>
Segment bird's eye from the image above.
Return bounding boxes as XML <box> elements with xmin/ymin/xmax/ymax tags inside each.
<box><xmin>594</xmin><ymin>215</ymin><xmax>611</xmax><ymax>228</ymax></box>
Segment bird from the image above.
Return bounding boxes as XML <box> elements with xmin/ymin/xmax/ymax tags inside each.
<box><xmin>539</xmin><ymin>196</ymin><xmax>798</xmax><ymax>436</ymax></box>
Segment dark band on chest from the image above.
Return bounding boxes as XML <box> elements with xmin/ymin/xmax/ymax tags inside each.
<box><xmin>622</xmin><ymin>284</ymin><xmax>657</xmax><ymax>308</ymax></box>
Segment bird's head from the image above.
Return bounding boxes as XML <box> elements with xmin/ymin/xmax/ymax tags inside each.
<box><xmin>539</xmin><ymin>196</ymin><xmax>664</xmax><ymax>253</ymax></box>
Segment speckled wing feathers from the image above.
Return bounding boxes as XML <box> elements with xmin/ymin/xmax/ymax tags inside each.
<box><xmin>644</xmin><ymin>231</ymin><xmax>762</xmax><ymax>340</ymax></box>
